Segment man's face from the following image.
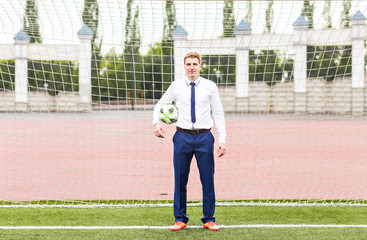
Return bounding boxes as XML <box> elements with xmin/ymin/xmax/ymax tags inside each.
<box><xmin>184</xmin><ymin>57</ymin><xmax>201</xmax><ymax>80</ymax></box>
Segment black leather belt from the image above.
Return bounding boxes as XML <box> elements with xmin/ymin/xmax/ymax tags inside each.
<box><xmin>176</xmin><ymin>127</ymin><xmax>211</xmax><ymax>135</ymax></box>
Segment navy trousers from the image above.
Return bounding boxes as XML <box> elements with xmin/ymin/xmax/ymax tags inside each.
<box><xmin>172</xmin><ymin>130</ymin><xmax>215</xmax><ymax>224</ymax></box>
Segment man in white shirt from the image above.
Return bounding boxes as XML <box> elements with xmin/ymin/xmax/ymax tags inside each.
<box><xmin>153</xmin><ymin>52</ymin><xmax>226</xmax><ymax>231</ymax></box>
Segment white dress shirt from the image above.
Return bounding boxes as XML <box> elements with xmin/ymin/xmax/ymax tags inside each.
<box><xmin>153</xmin><ymin>76</ymin><xmax>226</xmax><ymax>143</ymax></box>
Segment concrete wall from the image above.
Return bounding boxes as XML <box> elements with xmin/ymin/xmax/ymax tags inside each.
<box><xmin>219</xmin><ymin>76</ymin><xmax>365</xmax><ymax>114</ymax></box>
<box><xmin>0</xmin><ymin>76</ymin><xmax>363</xmax><ymax>113</ymax></box>
<box><xmin>307</xmin><ymin>77</ymin><xmax>352</xmax><ymax>114</ymax></box>
<box><xmin>0</xmin><ymin>92</ymin><xmax>90</xmax><ymax>112</ymax></box>
<box><xmin>0</xmin><ymin>77</ymin><xmax>363</xmax><ymax>113</ymax></box>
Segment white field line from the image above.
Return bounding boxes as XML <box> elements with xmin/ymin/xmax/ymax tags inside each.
<box><xmin>2</xmin><ymin>202</ymin><xmax>367</xmax><ymax>208</ymax></box>
<box><xmin>1</xmin><ymin>225</ymin><xmax>367</xmax><ymax>230</ymax></box>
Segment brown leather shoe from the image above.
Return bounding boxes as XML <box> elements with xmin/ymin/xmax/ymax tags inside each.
<box><xmin>170</xmin><ymin>221</ymin><xmax>187</xmax><ymax>231</ymax></box>
<box><xmin>203</xmin><ymin>221</ymin><xmax>220</xmax><ymax>231</ymax></box>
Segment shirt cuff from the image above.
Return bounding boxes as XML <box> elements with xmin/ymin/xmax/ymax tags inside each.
<box><xmin>152</xmin><ymin>120</ymin><xmax>160</xmax><ymax>126</ymax></box>
<box><xmin>218</xmin><ymin>136</ymin><xmax>226</xmax><ymax>144</ymax></box>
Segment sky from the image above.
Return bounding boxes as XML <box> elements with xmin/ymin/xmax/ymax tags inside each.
<box><xmin>1</xmin><ymin>0</ymin><xmax>367</xmax><ymax>55</ymax></box>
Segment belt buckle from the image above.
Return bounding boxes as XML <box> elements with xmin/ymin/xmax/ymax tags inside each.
<box><xmin>192</xmin><ymin>129</ymin><xmax>200</xmax><ymax>135</ymax></box>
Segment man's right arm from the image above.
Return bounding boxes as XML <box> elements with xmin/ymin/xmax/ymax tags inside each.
<box><xmin>152</xmin><ymin>82</ymin><xmax>176</xmax><ymax>137</ymax></box>
<box><xmin>154</xmin><ymin>123</ymin><xmax>165</xmax><ymax>138</ymax></box>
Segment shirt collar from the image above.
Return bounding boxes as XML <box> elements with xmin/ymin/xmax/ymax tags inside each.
<box><xmin>185</xmin><ymin>76</ymin><xmax>201</xmax><ymax>87</ymax></box>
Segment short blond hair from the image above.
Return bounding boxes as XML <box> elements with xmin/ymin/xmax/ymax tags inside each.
<box><xmin>184</xmin><ymin>52</ymin><xmax>201</xmax><ymax>64</ymax></box>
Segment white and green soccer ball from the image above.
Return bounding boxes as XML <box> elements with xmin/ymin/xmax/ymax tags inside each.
<box><xmin>159</xmin><ymin>104</ymin><xmax>179</xmax><ymax>124</ymax></box>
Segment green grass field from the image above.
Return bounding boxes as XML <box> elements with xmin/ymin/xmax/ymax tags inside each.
<box><xmin>1</xmin><ymin>205</ymin><xmax>367</xmax><ymax>239</ymax></box>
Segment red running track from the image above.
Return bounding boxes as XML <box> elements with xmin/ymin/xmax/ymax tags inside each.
<box><xmin>1</xmin><ymin>113</ymin><xmax>367</xmax><ymax>202</ymax></box>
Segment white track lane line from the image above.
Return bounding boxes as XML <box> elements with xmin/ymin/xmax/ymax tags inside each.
<box><xmin>1</xmin><ymin>225</ymin><xmax>367</xmax><ymax>230</ymax></box>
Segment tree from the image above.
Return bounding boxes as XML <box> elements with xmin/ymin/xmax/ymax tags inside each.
<box><xmin>23</xmin><ymin>0</ymin><xmax>42</xmax><ymax>43</ymax></box>
<box><xmin>82</xmin><ymin>0</ymin><xmax>100</xmax><ymax>53</ymax></box>
<box><xmin>143</xmin><ymin>0</ymin><xmax>177</xmax><ymax>100</ymax></box>
<box><xmin>143</xmin><ymin>43</ymin><xmax>174</xmax><ymax>99</ymax></box>
<box><xmin>122</xmin><ymin>1</ymin><xmax>141</xmax><ymax>106</ymax></box>
<box><xmin>200</xmin><ymin>55</ymin><xmax>236</xmax><ymax>86</ymax></box>
<box><xmin>0</xmin><ymin>60</ymin><xmax>15</xmax><ymax>90</ymax></box>
<box><xmin>27</xmin><ymin>60</ymin><xmax>77</xmax><ymax>95</ymax></box>
<box><xmin>245</xmin><ymin>1</ymin><xmax>252</xmax><ymax>27</ymax></box>
<box><xmin>265</xmin><ymin>1</ymin><xmax>274</xmax><ymax>33</ymax></box>
<box><xmin>162</xmin><ymin>0</ymin><xmax>177</xmax><ymax>46</ymax></box>
<box><xmin>23</xmin><ymin>1</ymin><xmax>79</xmax><ymax>94</ymax></box>
<box><xmin>322</xmin><ymin>0</ymin><xmax>332</xmax><ymax>29</ymax></box>
<box><xmin>82</xmin><ymin>0</ymin><xmax>102</xmax><ymax>101</ymax></box>
<box><xmin>307</xmin><ymin>45</ymin><xmax>351</xmax><ymax>82</ymax></box>
<box><xmin>302</xmin><ymin>1</ymin><xmax>314</xmax><ymax>29</ymax></box>
<box><xmin>222</xmin><ymin>0</ymin><xmax>236</xmax><ymax>37</ymax></box>
<box><xmin>341</xmin><ymin>0</ymin><xmax>352</xmax><ymax>28</ymax></box>
<box><xmin>249</xmin><ymin>50</ymin><xmax>286</xmax><ymax>86</ymax></box>
<box><xmin>161</xmin><ymin>0</ymin><xmax>176</xmax><ymax>83</ymax></box>
<box><xmin>98</xmin><ymin>50</ymin><xmax>128</xmax><ymax>101</ymax></box>
<box><xmin>124</xmin><ymin>0</ymin><xmax>133</xmax><ymax>53</ymax></box>
<box><xmin>130</xmin><ymin>6</ymin><xmax>141</xmax><ymax>53</ymax></box>
<box><xmin>161</xmin><ymin>0</ymin><xmax>177</xmax><ymax>57</ymax></box>
<box><xmin>306</xmin><ymin>1</ymin><xmax>351</xmax><ymax>82</ymax></box>
<box><xmin>124</xmin><ymin>0</ymin><xmax>140</xmax><ymax>55</ymax></box>
<box><xmin>247</xmin><ymin>1</ymin><xmax>282</xmax><ymax>86</ymax></box>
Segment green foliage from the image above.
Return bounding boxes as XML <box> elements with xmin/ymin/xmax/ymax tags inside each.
<box><xmin>96</xmin><ymin>50</ymin><xmax>145</xmax><ymax>102</ymax></box>
<box><xmin>92</xmin><ymin>50</ymin><xmax>126</xmax><ymax>102</ymax></box>
<box><xmin>124</xmin><ymin>0</ymin><xmax>133</xmax><ymax>51</ymax></box>
<box><xmin>134</xmin><ymin>0</ymin><xmax>176</xmax><ymax>100</ymax></box>
<box><xmin>0</xmin><ymin>60</ymin><xmax>78</xmax><ymax>94</ymax></box>
<box><xmin>161</xmin><ymin>0</ymin><xmax>177</xmax><ymax>57</ymax></box>
<box><xmin>82</xmin><ymin>0</ymin><xmax>100</xmax><ymax>51</ymax></box>
<box><xmin>124</xmin><ymin>1</ymin><xmax>140</xmax><ymax>55</ymax></box>
<box><xmin>82</xmin><ymin>0</ymin><xmax>102</xmax><ymax>102</ymax></box>
<box><xmin>307</xmin><ymin>45</ymin><xmax>352</xmax><ymax>82</ymax></box>
<box><xmin>302</xmin><ymin>0</ymin><xmax>315</xmax><ymax>29</ymax></box>
<box><xmin>23</xmin><ymin>0</ymin><xmax>42</xmax><ymax>43</ymax></box>
<box><xmin>245</xmin><ymin>1</ymin><xmax>252</xmax><ymax>27</ymax></box>
<box><xmin>0</xmin><ymin>60</ymin><xmax>15</xmax><ymax>90</ymax></box>
<box><xmin>341</xmin><ymin>0</ymin><xmax>352</xmax><ymax>28</ymax></box>
<box><xmin>163</xmin><ymin>0</ymin><xmax>177</xmax><ymax>43</ymax></box>
<box><xmin>249</xmin><ymin>50</ymin><xmax>293</xmax><ymax>86</ymax></box>
<box><xmin>265</xmin><ymin>1</ymin><xmax>274</xmax><ymax>33</ymax></box>
<box><xmin>117</xmin><ymin>0</ymin><xmax>142</xmax><ymax>106</ymax></box>
<box><xmin>322</xmin><ymin>0</ymin><xmax>332</xmax><ymax>28</ymax></box>
<box><xmin>27</xmin><ymin>61</ymin><xmax>78</xmax><ymax>96</ymax></box>
<box><xmin>222</xmin><ymin>0</ymin><xmax>236</xmax><ymax>37</ymax></box>
<box><xmin>92</xmin><ymin>0</ymin><xmax>176</xmax><ymax>102</ymax></box>
<box><xmin>143</xmin><ymin>43</ymin><xmax>174</xmax><ymax>99</ymax></box>
<box><xmin>200</xmin><ymin>55</ymin><xmax>236</xmax><ymax>86</ymax></box>
<box><xmin>3</xmin><ymin>0</ymin><xmax>354</xmax><ymax>106</ymax></box>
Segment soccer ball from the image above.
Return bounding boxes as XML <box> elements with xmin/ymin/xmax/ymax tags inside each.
<box><xmin>159</xmin><ymin>104</ymin><xmax>179</xmax><ymax>124</ymax></box>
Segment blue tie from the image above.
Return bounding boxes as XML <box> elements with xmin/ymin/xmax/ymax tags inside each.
<box><xmin>190</xmin><ymin>82</ymin><xmax>196</xmax><ymax>123</ymax></box>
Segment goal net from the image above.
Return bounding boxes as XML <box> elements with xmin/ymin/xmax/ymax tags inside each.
<box><xmin>1</xmin><ymin>0</ymin><xmax>367</xmax><ymax>207</ymax></box>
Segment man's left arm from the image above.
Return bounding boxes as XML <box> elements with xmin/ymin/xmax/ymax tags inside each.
<box><xmin>210</xmin><ymin>85</ymin><xmax>226</xmax><ymax>157</ymax></box>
